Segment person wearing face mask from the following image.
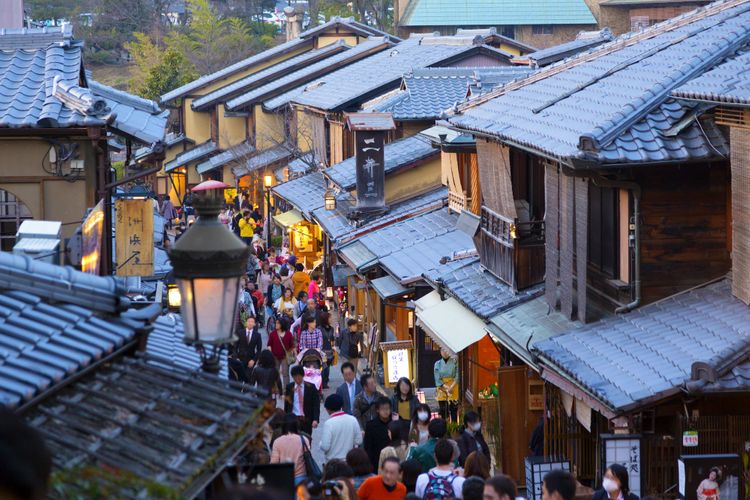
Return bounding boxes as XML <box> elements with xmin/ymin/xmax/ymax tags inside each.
<box><xmin>434</xmin><ymin>348</ymin><xmax>459</xmax><ymax>422</ymax></box>
<box><xmin>457</xmin><ymin>411</ymin><xmax>490</xmax><ymax>467</ymax></box>
<box><xmin>592</xmin><ymin>464</ymin><xmax>639</xmax><ymax>500</ymax></box>
<box><xmin>409</xmin><ymin>403</ymin><xmax>432</xmax><ymax>446</ymax></box>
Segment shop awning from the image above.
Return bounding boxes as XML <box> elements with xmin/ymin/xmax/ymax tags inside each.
<box><xmin>416</xmin><ymin>295</ymin><xmax>488</xmax><ymax>355</ymax></box>
<box><xmin>415</xmin><ymin>290</ymin><xmax>442</xmax><ymax>313</ymax></box>
<box><xmin>371</xmin><ymin>275</ymin><xmax>414</xmax><ymax>299</ymax></box>
<box><xmin>273</xmin><ymin>209</ymin><xmax>304</xmax><ymax>228</ymax></box>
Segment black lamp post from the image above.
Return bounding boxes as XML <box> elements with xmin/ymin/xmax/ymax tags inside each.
<box><xmin>168</xmin><ymin>180</ymin><xmax>250</xmax><ymax>374</ymax></box>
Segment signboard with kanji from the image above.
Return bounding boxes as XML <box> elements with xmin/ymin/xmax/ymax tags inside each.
<box><xmin>115</xmin><ymin>199</ymin><xmax>154</xmax><ymax>276</ymax></box>
<box><xmin>354</xmin><ymin>131</ymin><xmax>386</xmax><ymax>209</ymax></box>
<box><xmin>81</xmin><ymin>200</ymin><xmax>105</xmax><ymax>274</ymax></box>
<box><xmin>380</xmin><ymin>340</ymin><xmax>414</xmax><ymax>388</ymax></box>
<box><xmin>602</xmin><ymin>434</ymin><xmax>641</xmax><ymax>497</ymax></box>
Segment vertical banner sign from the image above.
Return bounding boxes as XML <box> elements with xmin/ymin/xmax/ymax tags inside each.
<box><xmin>81</xmin><ymin>200</ymin><xmax>105</xmax><ymax>274</ymax></box>
<box><xmin>115</xmin><ymin>199</ymin><xmax>154</xmax><ymax>276</ymax></box>
<box><xmin>602</xmin><ymin>434</ymin><xmax>641</xmax><ymax>497</ymax></box>
<box><xmin>355</xmin><ymin>130</ymin><xmax>385</xmax><ymax>209</ymax></box>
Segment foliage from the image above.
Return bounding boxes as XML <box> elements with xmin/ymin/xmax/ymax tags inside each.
<box><xmin>112</xmin><ymin>161</ymin><xmax>125</xmax><ymax>181</ymax></box>
<box><xmin>446</xmin><ymin>419</ymin><xmax>463</xmax><ymax>438</ymax></box>
<box><xmin>125</xmin><ymin>31</ymin><xmax>197</xmax><ymax>100</ymax></box>
<box><xmin>49</xmin><ymin>465</ymin><xmax>180</xmax><ymax>499</ymax></box>
<box><xmin>318</xmin><ymin>0</ymin><xmax>357</xmax><ymax>21</ymax></box>
<box><xmin>26</xmin><ymin>0</ymin><xmax>81</xmax><ymax>24</ymax></box>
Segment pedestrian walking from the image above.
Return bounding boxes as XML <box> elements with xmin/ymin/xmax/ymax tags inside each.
<box><xmin>400</xmin><ymin>459</ymin><xmax>422</xmax><ymax>495</ymax></box>
<box><xmin>482</xmin><ymin>475</ymin><xmax>517</xmax><ymax>500</ymax></box>
<box><xmin>341</xmin><ymin>318</ymin><xmax>363</xmax><ymax>372</ymax></box>
<box><xmin>335</xmin><ymin>362</ymin><xmax>362</xmax><ymax>415</ymax></box>
<box><xmin>409</xmin><ymin>403</ymin><xmax>432</xmax><ymax>446</ymax></box>
<box><xmin>265</xmin><ymin>274</ymin><xmax>284</xmax><ymax>318</ymax></box>
<box><xmin>408</xmin><ymin>418</ymin><xmax>447</xmax><ymax>472</ymax></box>
<box><xmin>363</xmin><ymin>396</ymin><xmax>392</xmax><ymax>473</ymax></box>
<box><xmin>415</xmin><ymin>438</ymin><xmax>465</xmax><ymax>499</ymax></box>
<box><xmin>249</xmin><ymin>349</ymin><xmax>283</xmax><ymax>398</ymax></box>
<box><xmin>280</xmin><ymin>266</ymin><xmax>293</xmax><ymax>293</ymax></box>
<box><xmin>267</xmin><ymin>316</ymin><xmax>295</xmax><ymax>387</ymax></box>
<box><xmin>434</xmin><ymin>348</ymin><xmax>459</xmax><ymax>422</ymax></box>
<box><xmin>353</xmin><ymin>374</ymin><xmax>385</xmax><ymax>429</ymax></box>
<box><xmin>463</xmin><ymin>451</ymin><xmax>490</xmax><ymax>480</ymax></box>
<box><xmin>274</xmin><ymin>287</ymin><xmax>297</xmax><ymax>320</ymax></box>
<box><xmin>462</xmin><ymin>476</ymin><xmax>486</xmax><ymax>500</ymax></box>
<box><xmin>230</xmin><ymin>316</ymin><xmax>262</xmax><ymax>382</ymax></box>
<box><xmin>345</xmin><ymin>448</ymin><xmax>374</xmax><ymax>490</ymax></box>
<box><xmin>271</xmin><ymin>414</ymin><xmax>310</xmax><ymax>486</ymax></box>
<box><xmin>284</xmin><ymin>365</ymin><xmax>320</xmax><ymax>436</ymax></box>
<box><xmin>319</xmin><ymin>394</ymin><xmax>362</xmax><ymax>463</ymax></box>
<box><xmin>377</xmin><ymin>420</ymin><xmax>410</xmax><ymax>472</ymax></box>
<box><xmin>160</xmin><ymin>196</ymin><xmax>177</xmax><ymax>228</ymax></box>
<box><xmin>238</xmin><ymin>209</ymin><xmax>256</xmax><ymax>245</ymax></box>
<box><xmin>308</xmin><ymin>273</ymin><xmax>322</xmax><ymax>303</ymax></box>
<box><xmin>357</xmin><ymin>456</ymin><xmax>407</xmax><ymax>500</ymax></box>
<box><xmin>298</xmin><ymin>315</ymin><xmax>323</xmax><ymax>352</ymax></box>
<box><xmin>593</xmin><ymin>464</ymin><xmax>639</xmax><ymax>500</ymax></box>
<box><xmin>257</xmin><ymin>261</ymin><xmax>274</xmax><ymax>303</ymax></box>
<box><xmin>292</xmin><ymin>263</ymin><xmax>311</xmax><ymax>298</ymax></box>
<box><xmin>319</xmin><ymin>311</ymin><xmax>335</xmax><ymax>389</ymax></box>
<box><xmin>542</xmin><ymin>470</ymin><xmax>577</xmax><ymax>500</ymax></box>
<box><xmin>293</xmin><ymin>291</ymin><xmax>309</xmax><ymax>319</ymax></box>
<box><xmin>390</xmin><ymin>377</ymin><xmax>418</xmax><ymax>436</ymax></box>
<box><xmin>457</xmin><ymin>411</ymin><xmax>490</xmax><ymax>466</ymax></box>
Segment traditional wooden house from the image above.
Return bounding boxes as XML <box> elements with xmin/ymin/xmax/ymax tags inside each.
<box><xmin>446</xmin><ymin>0</ymin><xmax>750</xmax><ymax>491</ymax></box>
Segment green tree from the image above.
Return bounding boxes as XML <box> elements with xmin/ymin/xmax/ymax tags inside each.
<box><xmin>25</xmin><ymin>0</ymin><xmax>80</xmax><ymax>24</ymax></box>
<box><xmin>125</xmin><ymin>33</ymin><xmax>197</xmax><ymax>100</ymax></box>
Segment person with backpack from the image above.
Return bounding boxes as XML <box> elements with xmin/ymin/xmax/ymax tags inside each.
<box><xmin>415</xmin><ymin>438</ymin><xmax>465</xmax><ymax>499</ymax></box>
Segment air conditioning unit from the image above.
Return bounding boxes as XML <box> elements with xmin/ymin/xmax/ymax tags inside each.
<box><xmin>13</xmin><ymin>220</ymin><xmax>62</xmax><ymax>265</ymax></box>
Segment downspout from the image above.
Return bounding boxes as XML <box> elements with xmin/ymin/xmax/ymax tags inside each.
<box><xmin>564</xmin><ymin>166</ymin><xmax>642</xmax><ymax>314</ymax></box>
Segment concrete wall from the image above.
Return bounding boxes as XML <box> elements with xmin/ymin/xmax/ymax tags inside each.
<box><xmin>0</xmin><ymin>138</ymin><xmax>96</xmax><ymax>239</ymax></box>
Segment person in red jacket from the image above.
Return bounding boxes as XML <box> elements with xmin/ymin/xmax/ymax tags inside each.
<box><xmin>267</xmin><ymin>316</ymin><xmax>295</xmax><ymax>387</ymax></box>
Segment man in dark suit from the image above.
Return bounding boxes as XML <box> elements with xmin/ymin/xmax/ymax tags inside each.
<box><xmin>230</xmin><ymin>316</ymin><xmax>262</xmax><ymax>382</ymax></box>
<box><xmin>284</xmin><ymin>364</ymin><xmax>320</xmax><ymax>435</ymax></box>
<box><xmin>335</xmin><ymin>361</ymin><xmax>362</xmax><ymax>414</ymax></box>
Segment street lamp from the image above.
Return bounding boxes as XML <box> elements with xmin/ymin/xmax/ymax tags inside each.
<box><xmin>264</xmin><ymin>175</ymin><xmax>273</xmax><ymax>247</ymax></box>
<box><xmin>168</xmin><ymin>180</ymin><xmax>250</xmax><ymax>373</ymax></box>
<box><xmin>324</xmin><ymin>189</ymin><xmax>336</xmax><ymax>211</ymax></box>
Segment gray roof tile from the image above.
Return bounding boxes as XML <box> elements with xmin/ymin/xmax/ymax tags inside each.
<box><xmin>372</xmin><ymin>67</ymin><xmax>533</xmax><ymax>120</ymax></box>
<box><xmin>449</xmin><ymin>2</ymin><xmax>749</xmax><ymax>164</ymax></box>
<box><xmin>424</xmin><ymin>259</ymin><xmax>543</xmax><ymax>319</ymax></box>
<box><xmin>165</xmin><ymin>140</ymin><xmax>218</xmax><ymax>172</ymax></box>
<box><xmin>271</xmin><ymin>170</ymin><xmax>327</xmax><ymax>216</ymax></box>
<box><xmin>290</xmin><ymin>37</ymin><xmax>491</xmax><ymax>111</ymax></box>
<box><xmin>236</xmin><ymin>38</ymin><xmax>393</xmax><ymax>111</ymax></box>
<box><xmin>324</xmin><ymin>134</ymin><xmax>438</xmax><ymax>190</ymax></box>
<box><xmin>232</xmin><ymin>144</ymin><xmax>291</xmax><ymax>178</ymax></box>
<box><xmin>672</xmin><ymin>48</ymin><xmax>750</xmax><ymax>105</ymax></box>
<box><xmin>534</xmin><ymin>279</ymin><xmax>750</xmax><ymax>412</ymax></box>
<box><xmin>197</xmin><ymin>141</ymin><xmax>255</xmax><ymax>174</ymax></box>
<box><xmin>314</xmin><ymin>186</ymin><xmax>447</xmax><ymax>245</ymax></box>
<box><xmin>522</xmin><ymin>28</ymin><xmax>615</xmax><ymax>66</ymax></box>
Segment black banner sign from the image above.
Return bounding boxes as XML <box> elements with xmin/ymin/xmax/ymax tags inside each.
<box><xmin>355</xmin><ymin>130</ymin><xmax>385</xmax><ymax>209</ymax></box>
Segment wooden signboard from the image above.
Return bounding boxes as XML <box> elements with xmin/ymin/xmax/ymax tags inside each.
<box><xmin>115</xmin><ymin>199</ymin><xmax>154</xmax><ymax>276</ymax></box>
<box><xmin>380</xmin><ymin>340</ymin><xmax>414</xmax><ymax>388</ymax></box>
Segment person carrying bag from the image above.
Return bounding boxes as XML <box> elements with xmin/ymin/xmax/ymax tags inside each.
<box><xmin>301</xmin><ymin>435</ymin><xmax>322</xmax><ymax>481</ymax></box>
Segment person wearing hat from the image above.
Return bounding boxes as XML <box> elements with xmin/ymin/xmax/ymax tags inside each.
<box><xmin>319</xmin><ymin>394</ymin><xmax>362</xmax><ymax>463</ymax></box>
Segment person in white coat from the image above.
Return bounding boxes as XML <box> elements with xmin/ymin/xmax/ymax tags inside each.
<box><xmin>319</xmin><ymin>394</ymin><xmax>362</xmax><ymax>463</ymax></box>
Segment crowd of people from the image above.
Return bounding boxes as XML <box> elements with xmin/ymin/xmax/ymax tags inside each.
<box><xmin>205</xmin><ymin>191</ymin><xmax>644</xmax><ymax>500</ymax></box>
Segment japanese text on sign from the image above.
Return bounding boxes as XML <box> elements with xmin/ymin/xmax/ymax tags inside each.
<box><xmin>115</xmin><ymin>199</ymin><xmax>154</xmax><ymax>276</ymax></box>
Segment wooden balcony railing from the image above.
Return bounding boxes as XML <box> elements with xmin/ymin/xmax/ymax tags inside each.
<box><xmin>448</xmin><ymin>190</ymin><xmax>469</xmax><ymax>214</ymax></box>
<box><xmin>480</xmin><ymin>205</ymin><xmax>545</xmax><ymax>291</ymax></box>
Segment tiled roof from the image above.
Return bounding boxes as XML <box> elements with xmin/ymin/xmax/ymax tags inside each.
<box><xmin>88</xmin><ymin>79</ymin><xmax>168</xmax><ymax>145</ymax></box>
<box><xmin>534</xmin><ymin>279</ymin><xmax>750</xmax><ymax>412</ymax></box>
<box><xmin>271</xmin><ymin>170</ymin><xmax>327</xmax><ymax>216</ymax></box>
<box><xmin>146</xmin><ymin>314</ymin><xmax>228</xmax><ymax>378</ymax></box>
<box><xmin>192</xmin><ymin>41</ymin><xmax>350</xmax><ymax>111</ymax></box>
<box><xmin>0</xmin><ymin>252</ymin><xmax>153</xmax><ymax>409</ymax></box>
<box><xmin>290</xmin><ymin>36</ymin><xmax>492</xmax><ymax>112</ymax></box>
<box><xmin>701</xmin><ymin>359</ymin><xmax>750</xmax><ymax>392</ymax></box>
<box><xmin>672</xmin><ymin>49</ymin><xmax>750</xmax><ymax>105</ymax></box>
<box><xmin>488</xmin><ymin>296</ymin><xmax>581</xmax><ymax>369</ymax></box>
<box><xmin>314</xmin><ymin>186</ymin><xmax>447</xmax><ymax>245</ymax></box>
<box><xmin>232</xmin><ymin>144</ymin><xmax>291</xmax><ymax>178</ymax></box>
<box><xmin>324</xmin><ymin>134</ymin><xmax>438</xmax><ymax>190</ymax></box>
<box><xmin>339</xmin><ymin>208</ymin><xmax>477</xmax><ymax>283</ymax></box>
<box><xmin>424</xmin><ymin>258</ymin><xmax>543</xmax><ymax>320</ymax></box>
<box><xmin>161</xmin><ymin>17</ymin><xmax>398</xmax><ymax>103</ymax></box>
<box><xmin>521</xmin><ymin>28</ymin><xmax>615</xmax><ymax>67</ymax></box>
<box><xmin>236</xmin><ymin>38</ymin><xmax>393</xmax><ymax>112</ymax></box>
<box><xmin>196</xmin><ymin>141</ymin><xmax>255</xmax><ymax>174</ymax></box>
<box><xmin>449</xmin><ymin>1</ymin><xmax>749</xmax><ymax>165</ymax></box>
<box><xmin>400</xmin><ymin>0</ymin><xmax>596</xmax><ymax>27</ymax></box>
<box><xmin>26</xmin><ymin>355</ymin><xmax>266</xmax><ymax>497</ymax></box>
<box><xmin>164</xmin><ymin>140</ymin><xmax>218</xmax><ymax>172</ymax></box>
<box><xmin>371</xmin><ymin>67</ymin><xmax>533</xmax><ymax>120</ymax></box>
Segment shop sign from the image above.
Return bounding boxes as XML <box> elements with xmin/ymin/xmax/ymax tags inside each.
<box><xmin>354</xmin><ymin>130</ymin><xmax>385</xmax><ymax>209</ymax></box>
<box><xmin>683</xmin><ymin>430</ymin><xmax>699</xmax><ymax>447</ymax></box>
<box><xmin>115</xmin><ymin>199</ymin><xmax>154</xmax><ymax>276</ymax></box>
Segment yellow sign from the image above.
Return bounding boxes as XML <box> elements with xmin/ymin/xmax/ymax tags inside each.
<box><xmin>115</xmin><ymin>199</ymin><xmax>154</xmax><ymax>276</ymax></box>
<box><xmin>81</xmin><ymin>200</ymin><xmax>105</xmax><ymax>274</ymax></box>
